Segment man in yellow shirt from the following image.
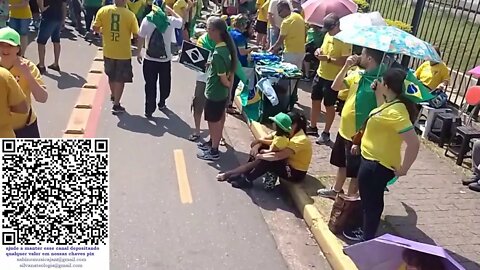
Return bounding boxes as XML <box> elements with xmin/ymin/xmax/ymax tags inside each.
<box><xmin>93</xmin><ymin>0</ymin><xmax>139</xmax><ymax>114</ymax></box>
<box><xmin>307</xmin><ymin>13</ymin><xmax>352</xmax><ymax>144</ymax></box>
<box><xmin>415</xmin><ymin>47</ymin><xmax>449</xmax><ymax>91</ymax></box>
<box><xmin>0</xmin><ymin>66</ymin><xmax>29</xmax><ymax>138</ymax></box>
<box><xmin>269</xmin><ymin>0</ymin><xmax>305</xmax><ymax>69</ymax></box>
<box><xmin>8</xmin><ymin>0</ymin><xmax>32</xmax><ymax>56</ymax></box>
<box><xmin>318</xmin><ymin>48</ymin><xmax>384</xmax><ymax>199</ymax></box>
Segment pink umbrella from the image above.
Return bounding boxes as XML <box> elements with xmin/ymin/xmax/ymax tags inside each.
<box><xmin>302</xmin><ymin>0</ymin><xmax>358</xmax><ymax>27</ymax></box>
<box><xmin>467</xmin><ymin>66</ymin><xmax>480</xmax><ymax>79</ymax></box>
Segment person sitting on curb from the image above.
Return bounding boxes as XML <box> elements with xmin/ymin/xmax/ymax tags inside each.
<box><xmin>464</xmin><ymin>139</ymin><xmax>480</xmax><ymax>192</ymax></box>
<box><xmin>229</xmin><ymin>111</ymin><xmax>313</xmax><ymax>189</ymax></box>
<box><xmin>216</xmin><ymin>112</ymin><xmax>291</xmax><ymax>182</ymax></box>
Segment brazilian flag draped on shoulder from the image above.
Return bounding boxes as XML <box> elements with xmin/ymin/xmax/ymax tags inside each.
<box><xmin>354</xmin><ymin>64</ymin><xmax>386</xmax><ymax>131</ymax></box>
<box><xmin>197</xmin><ymin>32</ymin><xmax>249</xmax><ymax>100</ymax></box>
<box><xmin>146</xmin><ymin>3</ymin><xmax>169</xmax><ymax>33</ymax></box>
<box><xmin>403</xmin><ymin>69</ymin><xmax>434</xmax><ymax>103</ymax></box>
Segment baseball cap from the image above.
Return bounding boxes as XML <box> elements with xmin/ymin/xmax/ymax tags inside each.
<box><xmin>0</xmin><ymin>27</ymin><xmax>21</xmax><ymax>46</ymax></box>
<box><xmin>322</xmin><ymin>13</ymin><xmax>340</xmax><ymax>32</ymax></box>
<box><xmin>269</xmin><ymin>112</ymin><xmax>292</xmax><ymax>132</ymax></box>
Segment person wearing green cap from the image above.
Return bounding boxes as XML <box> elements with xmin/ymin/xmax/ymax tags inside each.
<box><xmin>0</xmin><ymin>27</ymin><xmax>47</xmax><ymax>137</ymax></box>
<box><xmin>0</xmin><ymin>66</ymin><xmax>29</xmax><ymax>138</ymax></box>
<box><xmin>216</xmin><ymin>112</ymin><xmax>292</xmax><ymax>181</ymax></box>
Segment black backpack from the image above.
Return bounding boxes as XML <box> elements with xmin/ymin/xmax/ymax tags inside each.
<box><xmin>146</xmin><ymin>28</ymin><xmax>167</xmax><ymax>60</ymax></box>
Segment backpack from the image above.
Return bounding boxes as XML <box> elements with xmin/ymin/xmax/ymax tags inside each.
<box><xmin>146</xmin><ymin>28</ymin><xmax>167</xmax><ymax>60</ymax></box>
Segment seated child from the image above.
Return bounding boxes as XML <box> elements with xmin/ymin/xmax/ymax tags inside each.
<box><xmin>216</xmin><ymin>112</ymin><xmax>292</xmax><ymax>181</ymax></box>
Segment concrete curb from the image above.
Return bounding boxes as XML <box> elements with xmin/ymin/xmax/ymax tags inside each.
<box><xmin>63</xmin><ymin>48</ymin><xmax>105</xmax><ymax>138</ymax></box>
<box><xmin>234</xmin><ymin>96</ymin><xmax>357</xmax><ymax>270</ymax></box>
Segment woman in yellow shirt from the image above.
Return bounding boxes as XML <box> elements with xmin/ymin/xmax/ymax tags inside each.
<box><xmin>230</xmin><ymin>111</ymin><xmax>313</xmax><ymax>189</ymax></box>
<box><xmin>254</xmin><ymin>0</ymin><xmax>269</xmax><ymax>49</ymax></box>
<box><xmin>0</xmin><ymin>27</ymin><xmax>47</xmax><ymax>137</ymax></box>
<box><xmin>345</xmin><ymin>68</ymin><xmax>420</xmax><ymax>241</ymax></box>
<box><xmin>8</xmin><ymin>0</ymin><xmax>31</xmax><ymax>56</ymax></box>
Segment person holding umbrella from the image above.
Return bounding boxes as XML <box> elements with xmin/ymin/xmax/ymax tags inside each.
<box><xmin>306</xmin><ymin>13</ymin><xmax>352</xmax><ymax>144</ymax></box>
<box><xmin>344</xmin><ymin>68</ymin><xmax>420</xmax><ymax>241</ymax></box>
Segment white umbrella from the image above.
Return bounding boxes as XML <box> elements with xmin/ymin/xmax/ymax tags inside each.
<box><xmin>340</xmin><ymin>11</ymin><xmax>386</xmax><ymax>31</ymax></box>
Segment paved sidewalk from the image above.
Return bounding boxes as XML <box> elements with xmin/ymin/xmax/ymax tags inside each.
<box><xmin>294</xmin><ymin>82</ymin><xmax>480</xmax><ymax>270</ymax></box>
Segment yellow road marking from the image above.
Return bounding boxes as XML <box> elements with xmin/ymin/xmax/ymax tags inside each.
<box><xmin>173</xmin><ymin>149</ymin><xmax>193</xmax><ymax>204</ymax></box>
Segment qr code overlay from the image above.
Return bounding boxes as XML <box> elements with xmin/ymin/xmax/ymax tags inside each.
<box><xmin>1</xmin><ymin>139</ymin><xmax>109</xmax><ymax>246</ymax></box>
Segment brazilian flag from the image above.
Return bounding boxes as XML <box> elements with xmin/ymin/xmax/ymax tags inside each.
<box><xmin>403</xmin><ymin>70</ymin><xmax>434</xmax><ymax>103</ymax></box>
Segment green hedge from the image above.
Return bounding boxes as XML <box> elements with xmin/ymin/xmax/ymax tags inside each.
<box><xmin>353</xmin><ymin>0</ymin><xmax>370</xmax><ymax>13</ymax></box>
<box><xmin>385</xmin><ymin>19</ymin><xmax>413</xmax><ymax>33</ymax></box>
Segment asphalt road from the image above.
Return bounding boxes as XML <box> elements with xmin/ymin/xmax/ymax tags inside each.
<box><xmin>93</xmin><ymin>61</ymin><xmax>331</xmax><ymax>269</ymax></box>
<box><xmin>22</xmin><ymin>25</ymin><xmax>331</xmax><ymax>269</ymax></box>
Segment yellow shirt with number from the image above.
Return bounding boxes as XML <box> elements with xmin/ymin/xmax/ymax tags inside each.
<box><xmin>8</xmin><ymin>59</ymin><xmax>45</xmax><ymax>130</ymax></box>
<box><xmin>338</xmin><ymin>71</ymin><xmax>362</xmax><ymax>141</ymax></box>
<box><xmin>9</xmin><ymin>0</ymin><xmax>32</xmax><ymax>19</ymax></box>
<box><xmin>269</xmin><ymin>135</ymin><xmax>289</xmax><ymax>151</ymax></box>
<box><xmin>361</xmin><ymin>101</ymin><xmax>414</xmax><ymax>170</ymax></box>
<box><xmin>94</xmin><ymin>5</ymin><xmax>139</xmax><ymax>60</ymax></box>
<box><xmin>317</xmin><ymin>33</ymin><xmax>352</xmax><ymax>81</ymax></box>
<box><xmin>287</xmin><ymin>130</ymin><xmax>312</xmax><ymax>171</ymax></box>
<box><xmin>414</xmin><ymin>61</ymin><xmax>449</xmax><ymax>90</ymax></box>
<box><xmin>0</xmin><ymin>67</ymin><xmax>26</xmax><ymax>138</ymax></box>
<box><xmin>279</xmin><ymin>12</ymin><xmax>305</xmax><ymax>53</ymax></box>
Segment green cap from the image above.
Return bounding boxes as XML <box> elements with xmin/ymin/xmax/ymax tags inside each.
<box><xmin>269</xmin><ymin>112</ymin><xmax>292</xmax><ymax>132</ymax></box>
<box><xmin>0</xmin><ymin>27</ymin><xmax>21</xmax><ymax>47</ymax></box>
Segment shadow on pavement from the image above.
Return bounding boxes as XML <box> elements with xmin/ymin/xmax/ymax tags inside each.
<box><xmin>115</xmin><ymin>109</ymin><xmax>191</xmax><ymax>139</ymax></box>
<box><xmin>44</xmin><ymin>72</ymin><xmax>87</xmax><ymax>90</ymax></box>
<box><xmin>209</xmin><ymin>144</ymin><xmax>302</xmax><ymax>217</ymax></box>
<box><xmin>385</xmin><ymin>202</ymin><xmax>480</xmax><ymax>269</ymax></box>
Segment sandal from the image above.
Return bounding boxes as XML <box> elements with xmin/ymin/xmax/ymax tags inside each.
<box><xmin>226</xmin><ymin>107</ymin><xmax>240</xmax><ymax>115</ymax></box>
<box><xmin>188</xmin><ymin>133</ymin><xmax>200</xmax><ymax>142</ymax></box>
<box><xmin>48</xmin><ymin>64</ymin><xmax>61</xmax><ymax>72</ymax></box>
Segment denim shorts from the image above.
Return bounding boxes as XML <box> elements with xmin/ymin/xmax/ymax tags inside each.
<box><xmin>8</xmin><ymin>18</ymin><xmax>31</xmax><ymax>35</ymax></box>
<box><xmin>37</xmin><ymin>19</ymin><xmax>62</xmax><ymax>44</ymax></box>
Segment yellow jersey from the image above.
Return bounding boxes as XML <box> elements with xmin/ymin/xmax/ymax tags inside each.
<box><xmin>415</xmin><ymin>61</ymin><xmax>449</xmax><ymax>90</ymax></box>
<box><xmin>269</xmin><ymin>135</ymin><xmax>289</xmax><ymax>151</ymax></box>
<box><xmin>338</xmin><ymin>71</ymin><xmax>362</xmax><ymax>141</ymax></box>
<box><xmin>9</xmin><ymin>0</ymin><xmax>32</xmax><ymax>19</ymax></box>
<box><xmin>287</xmin><ymin>130</ymin><xmax>312</xmax><ymax>171</ymax></box>
<box><xmin>94</xmin><ymin>5</ymin><xmax>139</xmax><ymax>60</ymax></box>
<box><xmin>317</xmin><ymin>33</ymin><xmax>352</xmax><ymax>81</ymax></box>
<box><xmin>361</xmin><ymin>101</ymin><xmax>413</xmax><ymax>170</ymax></box>
<box><xmin>8</xmin><ymin>59</ymin><xmax>45</xmax><ymax>130</ymax></box>
<box><xmin>0</xmin><ymin>67</ymin><xmax>26</xmax><ymax>138</ymax></box>
<box><xmin>279</xmin><ymin>12</ymin><xmax>305</xmax><ymax>53</ymax></box>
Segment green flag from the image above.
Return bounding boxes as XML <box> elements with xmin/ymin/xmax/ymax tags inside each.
<box><xmin>403</xmin><ymin>70</ymin><xmax>434</xmax><ymax>103</ymax></box>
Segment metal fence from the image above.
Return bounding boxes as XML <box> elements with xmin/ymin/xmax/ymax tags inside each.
<box><xmin>368</xmin><ymin>0</ymin><xmax>480</xmax><ymax>106</ymax></box>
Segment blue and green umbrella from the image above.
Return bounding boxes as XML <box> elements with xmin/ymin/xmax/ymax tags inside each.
<box><xmin>334</xmin><ymin>25</ymin><xmax>441</xmax><ymax>62</ymax></box>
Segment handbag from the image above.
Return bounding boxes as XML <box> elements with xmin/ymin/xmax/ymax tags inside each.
<box><xmin>351</xmin><ymin>101</ymin><xmax>400</xmax><ymax>145</ymax></box>
<box><xmin>328</xmin><ymin>194</ymin><xmax>362</xmax><ymax>234</ymax></box>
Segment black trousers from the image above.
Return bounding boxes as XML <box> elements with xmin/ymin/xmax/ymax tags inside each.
<box><xmin>245</xmin><ymin>159</ymin><xmax>306</xmax><ymax>182</ymax></box>
<box><xmin>357</xmin><ymin>157</ymin><xmax>395</xmax><ymax>240</ymax></box>
<box><xmin>84</xmin><ymin>6</ymin><xmax>100</xmax><ymax>31</ymax></box>
<box><xmin>143</xmin><ymin>59</ymin><xmax>171</xmax><ymax>114</ymax></box>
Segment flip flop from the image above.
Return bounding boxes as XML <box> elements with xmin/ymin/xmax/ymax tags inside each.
<box><xmin>188</xmin><ymin>134</ymin><xmax>200</xmax><ymax>142</ymax></box>
<box><xmin>48</xmin><ymin>64</ymin><xmax>61</xmax><ymax>72</ymax></box>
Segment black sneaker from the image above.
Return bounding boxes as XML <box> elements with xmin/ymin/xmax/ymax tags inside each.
<box><xmin>197</xmin><ymin>141</ymin><xmax>212</xmax><ymax>151</ymax></box>
<box><xmin>343</xmin><ymin>227</ymin><xmax>365</xmax><ymax>242</ymax></box>
<box><xmin>231</xmin><ymin>175</ymin><xmax>253</xmax><ymax>189</ymax></box>
<box><xmin>316</xmin><ymin>132</ymin><xmax>331</xmax><ymax>145</ymax></box>
<box><xmin>145</xmin><ymin>113</ymin><xmax>153</xmax><ymax>119</ymax></box>
<box><xmin>158</xmin><ymin>102</ymin><xmax>166</xmax><ymax>110</ymax></box>
<box><xmin>306</xmin><ymin>126</ymin><xmax>319</xmax><ymax>136</ymax></box>
<box><xmin>197</xmin><ymin>149</ymin><xmax>220</xmax><ymax>161</ymax></box>
<box><xmin>111</xmin><ymin>104</ymin><xmax>126</xmax><ymax>114</ymax></box>
<box><xmin>462</xmin><ymin>175</ymin><xmax>480</xmax><ymax>186</ymax></box>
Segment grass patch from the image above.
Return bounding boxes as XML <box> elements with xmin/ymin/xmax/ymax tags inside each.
<box><xmin>371</xmin><ymin>0</ymin><xmax>480</xmax><ymax>72</ymax></box>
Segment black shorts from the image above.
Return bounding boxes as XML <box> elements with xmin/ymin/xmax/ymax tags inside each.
<box><xmin>255</xmin><ymin>20</ymin><xmax>268</xmax><ymax>35</ymax></box>
<box><xmin>311</xmin><ymin>74</ymin><xmax>337</xmax><ymax>106</ymax></box>
<box><xmin>104</xmin><ymin>57</ymin><xmax>133</xmax><ymax>83</ymax></box>
<box><xmin>204</xmin><ymin>99</ymin><xmax>227</xmax><ymax>122</ymax></box>
<box><xmin>14</xmin><ymin>119</ymin><xmax>40</xmax><ymax>138</ymax></box>
<box><xmin>330</xmin><ymin>134</ymin><xmax>361</xmax><ymax>178</ymax></box>
<box><xmin>304</xmin><ymin>44</ymin><xmax>318</xmax><ymax>62</ymax></box>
